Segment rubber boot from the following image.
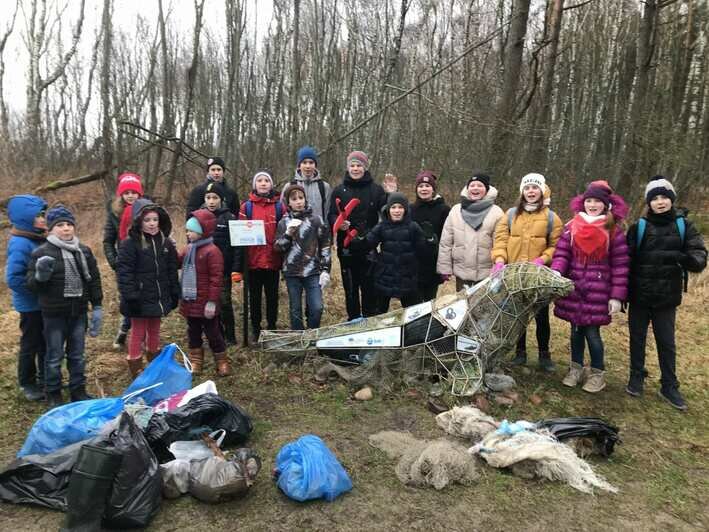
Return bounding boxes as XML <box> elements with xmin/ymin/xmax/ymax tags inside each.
<box><xmin>189</xmin><ymin>347</ymin><xmax>205</xmax><ymax>375</ymax></box>
<box><xmin>538</xmin><ymin>351</ymin><xmax>556</xmax><ymax>373</ymax></box>
<box><xmin>70</xmin><ymin>385</ymin><xmax>93</xmax><ymax>402</ymax></box>
<box><xmin>127</xmin><ymin>358</ymin><xmax>143</xmax><ymax>379</ymax></box>
<box><xmin>47</xmin><ymin>390</ymin><xmax>64</xmax><ymax>409</ymax></box>
<box><xmin>510</xmin><ymin>350</ymin><xmax>527</xmax><ymax>366</ymax></box>
<box><xmin>214</xmin><ymin>352</ymin><xmax>232</xmax><ymax>377</ymax></box>
<box><xmin>62</xmin><ymin>444</ymin><xmax>123</xmax><ymax>532</ymax></box>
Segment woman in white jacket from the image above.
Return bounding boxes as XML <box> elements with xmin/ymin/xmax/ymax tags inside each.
<box><xmin>437</xmin><ymin>174</ymin><xmax>504</xmax><ymax>290</ymax></box>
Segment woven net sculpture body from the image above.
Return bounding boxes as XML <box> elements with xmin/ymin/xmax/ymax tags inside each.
<box><xmin>259</xmin><ymin>263</ymin><xmax>573</xmax><ymax>396</ymax></box>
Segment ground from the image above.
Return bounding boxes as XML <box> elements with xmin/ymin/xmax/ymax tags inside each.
<box><xmin>0</xmin><ymin>198</ymin><xmax>707</xmax><ymax>531</ymax></box>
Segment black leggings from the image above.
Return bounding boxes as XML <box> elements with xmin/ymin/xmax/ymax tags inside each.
<box><xmin>248</xmin><ymin>269</ymin><xmax>279</xmax><ymax>333</ymax></box>
<box><xmin>516</xmin><ymin>305</ymin><xmax>550</xmax><ymax>354</ymax></box>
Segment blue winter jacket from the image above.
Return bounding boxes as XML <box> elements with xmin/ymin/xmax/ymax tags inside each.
<box><xmin>5</xmin><ymin>195</ymin><xmax>47</xmax><ymax>312</ymax></box>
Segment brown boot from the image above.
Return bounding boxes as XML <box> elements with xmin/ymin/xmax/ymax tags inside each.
<box><xmin>145</xmin><ymin>350</ymin><xmax>161</xmax><ymax>363</ymax></box>
<box><xmin>214</xmin><ymin>352</ymin><xmax>232</xmax><ymax>377</ymax></box>
<box><xmin>127</xmin><ymin>358</ymin><xmax>143</xmax><ymax>378</ymax></box>
<box><xmin>189</xmin><ymin>348</ymin><xmax>205</xmax><ymax>375</ymax></box>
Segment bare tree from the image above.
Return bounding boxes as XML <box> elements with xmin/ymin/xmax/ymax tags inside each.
<box><xmin>0</xmin><ymin>0</ymin><xmax>20</xmax><ymax>142</ymax></box>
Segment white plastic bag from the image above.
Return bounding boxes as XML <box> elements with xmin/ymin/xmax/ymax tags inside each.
<box><xmin>168</xmin><ymin>430</ymin><xmax>226</xmax><ymax>461</ymax></box>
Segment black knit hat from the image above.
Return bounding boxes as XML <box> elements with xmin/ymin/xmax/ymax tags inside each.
<box><xmin>386</xmin><ymin>192</ymin><xmax>409</xmax><ymax>214</ymax></box>
<box><xmin>206</xmin><ymin>156</ymin><xmax>226</xmax><ymax>171</ymax></box>
<box><xmin>204</xmin><ymin>181</ymin><xmax>226</xmax><ymax>202</ymax></box>
<box><xmin>466</xmin><ymin>173</ymin><xmax>491</xmax><ymax>192</ymax></box>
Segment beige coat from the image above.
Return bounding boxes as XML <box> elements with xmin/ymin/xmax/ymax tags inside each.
<box><xmin>436</xmin><ymin>187</ymin><xmax>504</xmax><ymax>282</ymax></box>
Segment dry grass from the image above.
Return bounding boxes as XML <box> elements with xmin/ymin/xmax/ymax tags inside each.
<box><xmin>0</xmin><ymin>183</ymin><xmax>707</xmax><ymax>531</ymax></box>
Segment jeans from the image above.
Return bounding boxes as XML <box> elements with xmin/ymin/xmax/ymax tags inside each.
<box><xmin>570</xmin><ymin>324</ymin><xmax>604</xmax><ymax>370</ymax></box>
<box><xmin>43</xmin><ymin>314</ymin><xmax>87</xmax><ymax>393</ymax></box>
<box><xmin>248</xmin><ymin>269</ymin><xmax>279</xmax><ymax>332</ymax></box>
<box><xmin>18</xmin><ymin>311</ymin><xmax>46</xmax><ymax>388</ymax></box>
<box><xmin>517</xmin><ymin>305</ymin><xmax>550</xmax><ymax>354</ymax></box>
<box><xmin>629</xmin><ymin>303</ymin><xmax>677</xmax><ymax>388</ymax></box>
<box><xmin>285</xmin><ymin>275</ymin><xmax>324</xmax><ymax>330</ymax></box>
<box><xmin>340</xmin><ymin>258</ymin><xmax>378</xmax><ymax>320</ymax></box>
<box><xmin>187</xmin><ymin>316</ymin><xmax>226</xmax><ymax>352</ymax></box>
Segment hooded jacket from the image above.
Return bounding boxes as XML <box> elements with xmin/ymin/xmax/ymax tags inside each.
<box><xmin>6</xmin><ymin>195</ymin><xmax>47</xmax><ymax>312</ymax></box>
<box><xmin>179</xmin><ymin>209</ymin><xmax>224</xmax><ymax>317</ymax></box>
<box><xmin>116</xmin><ymin>198</ymin><xmax>180</xmax><ymax>318</ymax></box>
<box><xmin>327</xmin><ymin>171</ymin><xmax>387</xmax><ymax>261</ymax></box>
<box><xmin>551</xmin><ymin>218</ymin><xmax>630</xmax><ymax>326</ymax></box>
<box><xmin>238</xmin><ymin>191</ymin><xmax>283</xmax><ymax>271</ymax></box>
<box><xmin>491</xmin><ymin>189</ymin><xmax>563</xmax><ymax>265</ymax></box>
<box><xmin>354</xmin><ymin>193</ymin><xmax>426</xmax><ymax>298</ymax></box>
<box><xmin>627</xmin><ymin>208</ymin><xmax>707</xmax><ymax>308</ymax></box>
<box><xmin>274</xmin><ymin>206</ymin><xmax>331</xmax><ymax>278</ymax></box>
<box><xmin>437</xmin><ymin>187</ymin><xmax>504</xmax><ymax>282</ymax></box>
<box><xmin>282</xmin><ymin>170</ymin><xmax>332</xmax><ymax>224</ymax></box>
<box><xmin>410</xmin><ymin>195</ymin><xmax>451</xmax><ymax>286</ymax></box>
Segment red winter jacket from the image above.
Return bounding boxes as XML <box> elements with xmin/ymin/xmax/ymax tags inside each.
<box><xmin>239</xmin><ymin>191</ymin><xmax>282</xmax><ymax>271</ymax></box>
<box><xmin>179</xmin><ymin>209</ymin><xmax>224</xmax><ymax>317</ymax></box>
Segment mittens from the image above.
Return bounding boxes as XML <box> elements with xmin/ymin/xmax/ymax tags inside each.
<box><xmin>35</xmin><ymin>256</ymin><xmax>56</xmax><ymax>282</ymax></box>
<box><xmin>204</xmin><ymin>301</ymin><xmax>217</xmax><ymax>319</ymax></box>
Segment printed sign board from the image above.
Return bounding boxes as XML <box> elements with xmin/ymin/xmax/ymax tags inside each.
<box><xmin>229</xmin><ymin>220</ymin><xmax>266</xmax><ymax>246</ymax></box>
<box><xmin>315</xmin><ymin>327</ymin><xmax>402</xmax><ymax>349</ymax></box>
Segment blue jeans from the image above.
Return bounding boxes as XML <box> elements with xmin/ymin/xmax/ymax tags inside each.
<box><xmin>285</xmin><ymin>275</ymin><xmax>323</xmax><ymax>330</ymax></box>
<box><xmin>43</xmin><ymin>314</ymin><xmax>87</xmax><ymax>393</ymax></box>
<box><xmin>570</xmin><ymin>324</ymin><xmax>604</xmax><ymax>370</ymax></box>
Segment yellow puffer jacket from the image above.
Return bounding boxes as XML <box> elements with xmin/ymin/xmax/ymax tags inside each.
<box><xmin>491</xmin><ymin>205</ymin><xmax>563</xmax><ymax>265</ymax></box>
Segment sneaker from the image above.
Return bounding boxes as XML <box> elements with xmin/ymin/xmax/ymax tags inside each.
<box><xmin>112</xmin><ymin>329</ymin><xmax>128</xmax><ymax>349</ymax></box>
<box><xmin>625</xmin><ymin>370</ymin><xmax>645</xmax><ymax>397</ymax></box>
<box><xmin>658</xmin><ymin>386</ymin><xmax>687</xmax><ymax>411</ymax></box>
<box><xmin>562</xmin><ymin>362</ymin><xmax>584</xmax><ymax>387</ymax></box>
<box><xmin>582</xmin><ymin>368</ymin><xmax>606</xmax><ymax>393</ymax></box>
<box><xmin>510</xmin><ymin>351</ymin><xmax>527</xmax><ymax>366</ymax></box>
<box><xmin>21</xmin><ymin>384</ymin><xmax>45</xmax><ymax>401</ymax></box>
<box><xmin>538</xmin><ymin>352</ymin><xmax>556</xmax><ymax>373</ymax></box>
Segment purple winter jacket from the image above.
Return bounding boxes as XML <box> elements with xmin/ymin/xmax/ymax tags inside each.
<box><xmin>551</xmin><ymin>224</ymin><xmax>630</xmax><ymax>326</ymax></box>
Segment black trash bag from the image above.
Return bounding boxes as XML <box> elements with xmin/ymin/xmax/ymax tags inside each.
<box><xmin>0</xmin><ymin>437</ymin><xmax>87</xmax><ymax>510</ymax></box>
<box><xmin>535</xmin><ymin>417</ymin><xmax>621</xmax><ymax>457</ymax></box>
<box><xmin>100</xmin><ymin>412</ymin><xmax>162</xmax><ymax>529</ymax></box>
<box><xmin>144</xmin><ymin>394</ymin><xmax>252</xmax><ymax>460</ymax></box>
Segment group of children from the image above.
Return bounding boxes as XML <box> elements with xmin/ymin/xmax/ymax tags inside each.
<box><xmin>5</xmin><ymin>146</ymin><xmax>707</xmax><ymax>412</ymax></box>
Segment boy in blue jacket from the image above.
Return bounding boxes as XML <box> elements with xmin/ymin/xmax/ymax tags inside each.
<box><xmin>5</xmin><ymin>195</ymin><xmax>48</xmax><ymax>401</ymax></box>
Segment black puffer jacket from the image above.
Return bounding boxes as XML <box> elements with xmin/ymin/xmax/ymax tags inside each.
<box><xmin>355</xmin><ymin>197</ymin><xmax>426</xmax><ymax>298</ymax></box>
<box><xmin>327</xmin><ymin>171</ymin><xmax>386</xmax><ymax>261</ymax></box>
<box><xmin>102</xmin><ymin>201</ymin><xmax>121</xmax><ymax>270</ymax></box>
<box><xmin>117</xmin><ymin>199</ymin><xmax>180</xmax><ymax>318</ymax></box>
<box><xmin>627</xmin><ymin>208</ymin><xmax>707</xmax><ymax>308</ymax></box>
<box><xmin>186</xmin><ymin>178</ymin><xmax>240</xmax><ymax>220</ymax></box>
<box><xmin>410</xmin><ymin>195</ymin><xmax>450</xmax><ymax>286</ymax></box>
<box><xmin>212</xmin><ymin>206</ymin><xmax>243</xmax><ymax>274</ymax></box>
<box><xmin>27</xmin><ymin>241</ymin><xmax>102</xmax><ymax>317</ymax></box>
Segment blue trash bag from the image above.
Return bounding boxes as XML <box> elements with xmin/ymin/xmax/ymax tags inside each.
<box><xmin>16</xmin><ymin>383</ymin><xmax>159</xmax><ymax>458</ymax></box>
<box><xmin>123</xmin><ymin>343</ymin><xmax>192</xmax><ymax>406</ymax></box>
<box><xmin>274</xmin><ymin>434</ymin><xmax>352</xmax><ymax>502</ymax></box>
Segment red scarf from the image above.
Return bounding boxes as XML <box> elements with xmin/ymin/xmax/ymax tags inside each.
<box><xmin>118</xmin><ymin>204</ymin><xmax>134</xmax><ymax>241</ymax></box>
<box><xmin>569</xmin><ymin>213</ymin><xmax>610</xmax><ymax>264</ymax></box>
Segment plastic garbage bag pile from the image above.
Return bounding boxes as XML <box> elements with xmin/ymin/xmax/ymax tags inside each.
<box><xmin>0</xmin><ymin>343</ymin><xmax>258</xmax><ymax>530</ymax></box>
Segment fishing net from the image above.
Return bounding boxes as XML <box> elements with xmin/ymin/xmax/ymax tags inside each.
<box><xmin>259</xmin><ymin>263</ymin><xmax>573</xmax><ymax>396</ymax></box>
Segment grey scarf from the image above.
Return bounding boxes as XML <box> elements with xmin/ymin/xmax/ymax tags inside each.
<box><xmin>181</xmin><ymin>237</ymin><xmax>214</xmax><ymax>301</ymax></box>
<box><xmin>47</xmin><ymin>234</ymin><xmax>91</xmax><ymax>298</ymax></box>
<box><xmin>460</xmin><ymin>197</ymin><xmax>495</xmax><ymax>230</ymax></box>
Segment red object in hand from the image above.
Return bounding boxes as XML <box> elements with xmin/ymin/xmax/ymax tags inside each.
<box><xmin>231</xmin><ymin>272</ymin><xmax>243</xmax><ymax>283</ymax></box>
<box><xmin>332</xmin><ymin>197</ymin><xmax>361</xmax><ymax>237</ymax></box>
<box><xmin>343</xmin><ymin>228</ymin><xmax>358</xmax><ymax>248</ymax></box>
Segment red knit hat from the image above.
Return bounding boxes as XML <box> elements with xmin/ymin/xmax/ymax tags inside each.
<box><xmin>116</xmin><ymin>173</ymin><xmax>144</xmax><ymax>197</ymax></box>
<box><xmin>415</xmin><ymin>170</ymin><xmax>437</xmax><ymax>191</ymax></box>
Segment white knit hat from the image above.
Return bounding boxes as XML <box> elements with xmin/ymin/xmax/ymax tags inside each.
<box><xmin>645</xmin><ymin>177</ymin><xmax>676</xmax><ymax>204</ymax></box>
<box><xmin>252</xmin><ymin>171</ymin><xmax>274</xmax><ymax>190</ymax></box>
<box><xmin>519</xmin><ymin>173</ymin><xmax>546</xmax><ymax>193</ymax></box>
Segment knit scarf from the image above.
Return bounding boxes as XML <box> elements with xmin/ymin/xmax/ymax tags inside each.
<box><xmin>11</xmin><ymin>227</ymin><xmax>46</xmax><ymax>241</ymax></box>
<box><xmin>569</xmin><ymin>213</ymin><xmax>610</xmax><ymax>264</ymax></box>
<box><xmin>47</xmin><ymin>234</ymin><xmax>91</xmax><ymax>297</ymax></box>
<box><xmin>181</xmin><ymin>237</ymin><xmax>214</xmax><ymax>301</ymax></box>
<box><xmin>118</xmin><ymin>204</ymin><xmax>134</xmax><ymax>241</ymax></box>
<box><xmin>460</xmin><ymin>197</ymin><xmax>495</xmax><ymax>230</ymax></box>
